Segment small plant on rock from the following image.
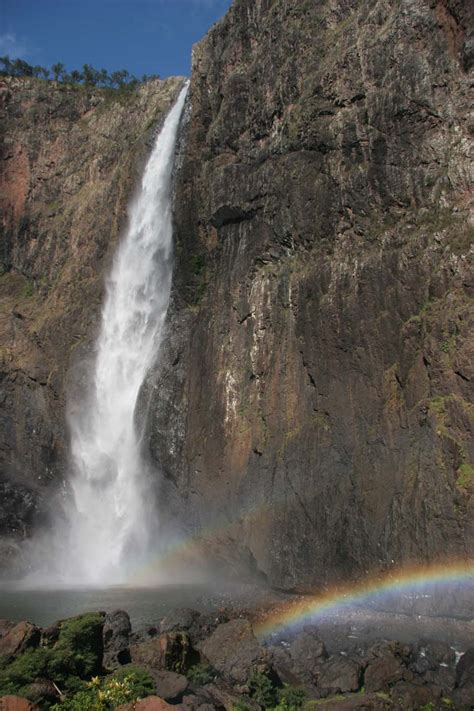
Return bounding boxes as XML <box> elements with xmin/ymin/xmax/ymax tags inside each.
<box><xmin>187</xmin><ymin>662</ymin><xmax>216</xmax><ymax>686</ymax></box>
<box><xmin>51</xmin><ymin>670</ymin><xmax>154</xmax><ymax>711</ymax></box>
<box><xmin>248</xmin><ymin>670</ymin><xmax>278</xmax><ymax>707</ymax></box>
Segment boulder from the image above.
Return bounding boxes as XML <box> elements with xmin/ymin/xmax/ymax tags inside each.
<box><xmin>0</xmin><ymin>698</ymin><xmax>39</xmax><ymax>711</ymax></box>
<box><xmin>130</xmin><ymin>632</ymin><xmax>193</xmax><ymax>673</ymax></box>
<box><xmin>0</xmin><ymin>621</ymin><xmax>14</xmax><ymax>638</ymax></box>
<box><xmin>0</xmin><ymin>622</ymin><xmax>40</xmax><ymax>659</ymax></box>
<box><xmin>151</xmin><ymin>670</ymin><xmax>189</xmax><ymax>702</ymax></box>
<box><xmin>20</xmin><ymin>680</ymin><xmax>59</xmax><ymax>707</ymax></box>
<box><xmin>197</xmin><ymin>619</ymin><xmax>267</xmax><ymax>685</ymax></box>
<box><xmin>456</xmin><ymin>647</ymin><xmax>474</xmax><ymax>688</ymax></box>
<box><xmin>364</xmin><ymin>652</ymin><xmax>406</xmax><ymax>693</ymax></box>
<box><xmin>103</xmin><ymin>609</ymin><xmax>131</xmax><ymax>670</ymax></box>
<box><xmin>451</xmin><ymin>684</ymin><xmax>474</xmax><ymax>710</ymax></box>
<box><xmin>160</xmin><ymin>609</ymin><xmax>200</xmax><ymax>634</ymax></box>
<box><xmin>411</xmin><ymin>640</ymin><xmax>456</xmax><ymax>675</ymax></box>
<box><xmin>307</xmin><ymin>692</ymin><xmax>393</xmax><ymax>709</ymax></box>
<box><xmin>116</xmin><ymin>696</ymin><xmax>174</xmax><ymax>710</ymax></box>
<box><xmin>390</xmin><ymin>680</ymin><xmax>442</xmax><ymax>708</ymax></box>
<box><xmin>316</xmin><ymin>656</ymin><xmax>363</xmax><ymax>694</ymax></box>
<box><xmin>186</xmin><ymin>610</ymin><xmax>231</xmax><ymax>646</ymax></box>
<box><xmin>179</xmin><ymin>683</ymin><xmax>248</xmax><ymax>711</ymax></box>
<box><xmin>282</xmin><ymin>631</ymin><xmax>328</xmax><ymax>682</ymax></box>
<box><xmin>267</xmin><ymin>645</ymin><xmax>302</xmax><ymax>686</ymax></box>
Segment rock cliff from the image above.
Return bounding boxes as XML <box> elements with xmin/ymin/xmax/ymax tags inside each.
<box><xmin>148</xmin><ymin>0</ymin><xmax>474</xmax><ymax>588</ymax></box>
<box><xmin>0</xmin><ymin>76</ymin><xmax>184</xmax><ymax>571</ymax></box>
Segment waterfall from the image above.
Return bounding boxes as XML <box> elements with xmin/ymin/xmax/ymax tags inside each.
<box><xmin>62</xmin><ymin>82</ymin><xmax>188</xmax><ymax>585</ymax></box>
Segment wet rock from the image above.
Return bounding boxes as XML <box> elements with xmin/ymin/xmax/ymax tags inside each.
<box><xmin>179</xmin><ymin>683</ymin><xmax>248</xmax><ymax>711</ymax></box>
<box><xmin>151</xmin><ymin>670</ymin><xmax>189</xmax><ymax>702</ymax></box>
<box><xmin>0</xmin><ymin>622</ymin><xmax>40</xmax><ymax>659</ymax></box>
<box><xmin>317</xmin><ymin>656</ymin><xmax>363</xmax><ymax>695</ymax></box>
<box><xmin>197</xmin><ymin>619</ymin><xmax>267</xmax><ymax>685</ymax></box>
<box><xmin>364</xmin><ymin>652</ymin><xmax>406</xmax><ymax>693</ymax></box>
<box><xmin>160</xmin><ymin>608</ymin><xmax>200</xmax><ymax>634</ymax></box>
<box><xmin>411</xmin><ymin>640</ymin><xmax>456</xmax><ymax>674</ymax></box>
<box><xmin>267</xmin><ymin>645</ymin><xmax>302</xmax><ymax>686</ymax></box>
<box><xmin>451</xmin><ymin>683</ymin><xmax>474</xmax><ymax>710</ymax></box>
<box><xmin>21</xmin><ymin>680</ymin><xmax>59</xmax><ymax>707</ymax></box>
<box><xmin>116</xmin><ymin>696</ymin><xmax>174</xmax><ymax>710</ymax></box>
<box><xmin>130</xmin><ymin>632</ymin><xmax>193</xmax><ymax>673</ymax></box>
<box><xmin>102</xmin><ymin>609</ymin><xmax>131</xmax><ymax>670</ymax></box>
<box><xmin>278</xmin><ymin>630</ymin><xmax>329</xmax><ymax>683</ymax></box>
<box><xmin>0</xmin><ymin>698</ymin><xmax>39</xmax><ymax>711</ymax></box>
<box><xmin>456</xmin><ymin>647</ymin><xmax>474</xmax><ymax>688</ymax></box>
<box><xmin>186</xmin><ymin>611</ymin><xmax>231</xmax><ymax>646</ymax></box>
<box><xmin>309</xmin><ymin>692</ymin><xmax>393</xmax><ymax>709</ymax></box>
<box><xmin>0</xmin><ymin>621</ymin><xmax>14</xmax><ymax>638</ymax></box>
<box><xmin>390</xmin><ymin>680</ymin><xmax>442</xmax><ymax>708</ymax></box>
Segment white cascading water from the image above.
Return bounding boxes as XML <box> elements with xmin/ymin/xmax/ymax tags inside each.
<box><xmin>62</xmin><ymin>83</ymin><xmax>188</xmax><ymax>585</ymax></box>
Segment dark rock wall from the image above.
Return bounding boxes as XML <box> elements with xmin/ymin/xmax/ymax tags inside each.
<box><xmin>0</xmin><ymin>76</ymin><xmax>184</xmax><ymax>569</ymax></box>
<box><xmin>147</xmin><ymin>0</ymin><xmax>474</xmax><ymax>587</ymax></box>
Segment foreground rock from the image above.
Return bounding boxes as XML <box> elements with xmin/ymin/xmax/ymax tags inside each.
<box><xmin>0</xmin><ymin>622</ymin><xmax>40</xmax><ymax>659</ymax></box>
<box><xmin>130</xmin><ymin>632</ymin><xmax>194</xmax><ymax>672</ymax></box>
<box><xmin>103</xmin><ymin>609</ymin><xmax>132</xmax><ymax>670</ymax></box>
<box><xmin>117</xmin><ymin>696</ymin><xmax>174</xmax><ymax>710</ymax></box>
<box><xmin>0</xmin><ymin>699</ymin><xmax>39</xmax><ymax>711</ymax></box>
<box><xmin>197</xmin><ymin>619</ymin><xmax>267</xmax><ymax>685</ymax></box>
<box><xmin>0</xmin><ymin>608</ymin><xmax>471</xmax><ymax>709</ymax></box>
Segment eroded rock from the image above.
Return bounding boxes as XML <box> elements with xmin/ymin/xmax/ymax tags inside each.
<box><xmin>197</xmin><ymin>619</ymin><xmax>267</xmax><ymax>685</ymax></box>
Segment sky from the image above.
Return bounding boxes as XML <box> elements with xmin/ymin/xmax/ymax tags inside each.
<box><xmin>0</xmin><ymin>0</ymin><xmax>233</xmax><ymax>78</ymax></box>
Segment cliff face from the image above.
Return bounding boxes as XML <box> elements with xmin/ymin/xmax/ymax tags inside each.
<box><xmin>148</xmin><ymin>0</ymin><xmax>474</xmax><ymax>588</ymax></box>
<box><xmin>0</xmin><ymin>76</ymin><xmax>183</xmax><ymax>570</ymax></box>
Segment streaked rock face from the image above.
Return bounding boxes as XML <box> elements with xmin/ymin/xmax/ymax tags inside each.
<box><xmin>147</xmin><ymin>0</ymin><xmax>474</xmax><ymax>588</ymax></box>
<box><xmin>0</xmin><ymin>76</ymin><xmax>183</xmax><ymax>571</ymax></box>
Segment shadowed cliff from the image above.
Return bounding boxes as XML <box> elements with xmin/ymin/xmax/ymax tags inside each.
<box><xmin>146</xmin><ymin>0</ymin><xmax>474</xmax><ymax>588</ymax></box>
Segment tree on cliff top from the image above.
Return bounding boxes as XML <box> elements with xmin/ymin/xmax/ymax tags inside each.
<box><xmin>0</xmin><ymin>56</ymin><xmax>154</xmax><ymax>89</ymax></box>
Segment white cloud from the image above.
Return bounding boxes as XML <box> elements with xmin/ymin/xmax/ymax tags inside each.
<box><xmin>0</xmin><ymin>33</ymin><xmax>28</xmax><ymax>59</ymax></box>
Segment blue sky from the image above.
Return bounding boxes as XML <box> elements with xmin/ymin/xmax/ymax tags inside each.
<box><xmin>0</xmin><ymin>0</ymin><xmax>232</xmax><ymax>78</ymax></box>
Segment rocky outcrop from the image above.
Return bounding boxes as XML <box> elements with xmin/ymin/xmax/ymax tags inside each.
<box><xmin>146</xmin><ymin>0</ymin><xmax>474</xmax><ymax>588</ymax></box>
<box><xmin>0</xmin><ymin>75</ymin><xmax>184</xmax><ymax>572</ymax></box>
<box><xmin>2</xmin><ymin>607</ymin><xmax>470</xmax><ymax>710</ymax></box>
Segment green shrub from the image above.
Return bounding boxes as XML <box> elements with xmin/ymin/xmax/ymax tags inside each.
<box><xmin>275</xmin><ymin>684</ymin><xmax>307</xmax><ymax>709</ymax></box>
<box><xmin>55</xmin><ymin>613</ymin><xmax>104</xmax><ymax>679</ymax></box>
<box><xmin>248</xmin><ymin>670</ymin><xmax>278</xmax><ymax>707</ymax></box>
<box><xmin>109</xmin><ymin>666</ymin><xmax>155</xmax><ymax>698</ymax></box>
<box><xmin>187</xmin><ymin>662</ymin><xmax>216</xmax><ymax>686</ymax></box>
<box><xmin>51</xmin><ymin>671</ymin><xmax>151</xmax><ymax>711</ymax></box>
<box><xmin>0</xmin><ymin>613</ymin><xmax>104</xmax><ymax>699</ymax></box>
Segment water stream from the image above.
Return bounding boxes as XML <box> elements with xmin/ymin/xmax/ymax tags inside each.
<box><xmin>59</xmin><ymin>83</ymin><xmax>188</xmax><ymax>585</ymax></box>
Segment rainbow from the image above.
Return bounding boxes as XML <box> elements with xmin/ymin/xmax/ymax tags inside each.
<box><xmin>256</xmin><ymin>560</ymin><xmax>474</xmax><ymax>637</ymax></box>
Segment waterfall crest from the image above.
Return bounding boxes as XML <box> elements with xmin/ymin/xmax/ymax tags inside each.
<box><xmin>61</xmin><ymin>83</ymin><xmax>188</xmax><ymax>585</ymax></box>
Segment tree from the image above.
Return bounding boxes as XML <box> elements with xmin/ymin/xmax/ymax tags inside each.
<box><xmin>12</xmin><ymin>58</ymin><xmax>33</xmax><ymax>76</ymax></box>
<box><xmin>70</xmin><ymin>69</ymin><xmax>82</xmax><ymax>83</ymax></box>
<box><xmin>51</xmin><ymin>62</ymin><xmax>65</xmax><ymax>81</ymax></box>
<box><xmin>82</xmin><ymin>63</ymin><xmax>99</xmax><ymax>85</ymax></box>
<box><xmin>0</xmin><ymin>55</ymin><xmax>12</xmax><ymax>75</ymax></box>
<box><xmin>110</xmin><ymin>69</ymin><xmax>129</xmax><ymax>88</ymax></box>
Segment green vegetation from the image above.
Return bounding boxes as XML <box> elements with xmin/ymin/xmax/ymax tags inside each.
<box><xmin>0</xmin><ymin>55</ymin><xmax>159</xmax><ymax>89</ymax></box>
<box><xmin>187</xmin><ymin>662</ymin><xmax>216</xmax><ymax>686</ymax></box>
<box><xmin>51</xmin><ymin>670</ymin><xmax>154</xmax><ymax>711</ymax></box>
<box><xmin>0</xmin><ymin>613</ymin><xmax>104</xmax><ymax>700</ymax></box>
<box><xmin>235</xmin><ymin>672</ymin><xmax>307</xmax><ymax>711</ymax></box>
<box><xmin>457</xmin><ymin>462</ymin><xmax>474</xmax><ymax>489</ymax></box>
